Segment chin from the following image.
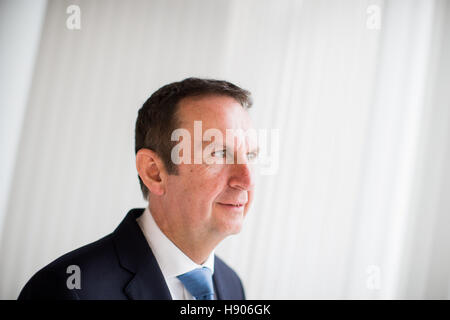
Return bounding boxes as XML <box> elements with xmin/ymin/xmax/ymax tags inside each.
<box><xmin>212</xmin><ymin>205</ymin><xmax>247</xmax><ymax>236</ymax></box>
<box><xmin>216</xmin><ymin>217</ymin><xmax>245</xmax><ymax>236</ymax></box>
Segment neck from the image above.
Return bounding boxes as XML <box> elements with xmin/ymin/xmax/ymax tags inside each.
<box><xmin>148</xmin><ymin>203</ymin><xmax>223</xmax><ymax>265</ymax></box>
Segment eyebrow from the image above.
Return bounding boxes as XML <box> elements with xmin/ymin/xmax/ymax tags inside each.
<box><xmin>249</xmin><ymin>146</ymin><xmax>260</xmax><ymax>155</ymax></box>
<box><xmin>202</xmin><ymin>141</ymin><xmax>259</xmax><ymax>154</ymax></box>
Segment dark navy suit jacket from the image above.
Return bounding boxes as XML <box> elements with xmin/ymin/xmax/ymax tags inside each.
<box><xmin>18</xmin><ymin>208</ymin><xmax>245</xmax><ymax>300</ymax></box>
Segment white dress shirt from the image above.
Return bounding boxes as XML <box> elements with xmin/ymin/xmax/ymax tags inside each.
<box><xmin>136</xmin><ymin>206</ymin><xmax>215</xmax><ymax>300</ymax></box>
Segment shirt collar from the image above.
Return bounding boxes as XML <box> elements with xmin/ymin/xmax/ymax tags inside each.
<box><xmin>136</xmin><ymin>206</ymin><xmax>215</xmax><ymax>279</ymax></box>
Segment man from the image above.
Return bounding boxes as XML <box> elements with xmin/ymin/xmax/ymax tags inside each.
<box><xmin>18</xmin><ymin>78</ymin><xmax>258</xmax><ymax>300</ymax></box>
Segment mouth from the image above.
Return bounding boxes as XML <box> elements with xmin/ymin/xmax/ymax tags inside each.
<box><xmin>217</xmin><ymin>202</ymin><xmax>246</xmax><ymax>209</ymax></box>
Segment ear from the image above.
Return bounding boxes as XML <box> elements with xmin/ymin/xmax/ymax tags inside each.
<box><xmin>136</xmin><ymin>148</ymin><xmax>166</xmax><ymax>196</ymax></box>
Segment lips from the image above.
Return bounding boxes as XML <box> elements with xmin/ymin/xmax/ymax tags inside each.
<box><xmin>217</xmin><ymin>202</ymin><xmax>246</xmax><ymax>208</ymax></box>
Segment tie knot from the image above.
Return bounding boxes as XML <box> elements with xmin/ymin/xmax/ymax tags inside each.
<box><xmin>177</xmin><ymin>267</ymin><xmax>215</xmax><ymax>300</ymax></box>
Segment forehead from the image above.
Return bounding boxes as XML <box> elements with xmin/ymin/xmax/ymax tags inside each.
<box><xmin>175</xmin><ymin>95</ymin><xmax>253</xmax><ymax>131</ymax></box>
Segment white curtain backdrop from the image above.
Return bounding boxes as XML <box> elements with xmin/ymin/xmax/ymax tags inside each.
<box><xmin>0</xmin><ymin>0</ymin><xmax>47</xmax><ymax>248</ymax></box>
<box><xmin>1</xmin><ymin>0</ymin><xmax>449</xmax><ymax>299</ymax></box>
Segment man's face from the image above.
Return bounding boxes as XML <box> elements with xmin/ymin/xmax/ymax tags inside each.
<box><xmin>162</xmin><ymin>95</ymin><xmax>257</xmax><ymax>239</ymax></box>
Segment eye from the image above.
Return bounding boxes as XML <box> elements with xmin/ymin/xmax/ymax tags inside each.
<box><xmin>212</xmin><ymin>149</ymin><xmax>227</xmax><ymax>158</ymax></box>
<box><xmin>247</xmin><ymin>152</ymin><xmax>258</xmax><ymax>161</ymax></box>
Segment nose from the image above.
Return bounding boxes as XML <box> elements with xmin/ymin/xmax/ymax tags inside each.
<box><xmin>229</xmin><ymin>162</ymin><xmax>255</xmax><ymax>191</ymax></box>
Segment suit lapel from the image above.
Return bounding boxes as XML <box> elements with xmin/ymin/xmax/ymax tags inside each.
<box><xmin>113</xmin><ymin>208</ymin><xmax>234</xmax><ymax>300</ymax></box>
<box><xmin>212</xmin><ymin>256</ymin><xmax>228</xmax><ymax>300</ymax></box>
<box><xmin>113</xmin><ymin>208</ymin><xmax>172</xmax><ymax>300</ymax></box>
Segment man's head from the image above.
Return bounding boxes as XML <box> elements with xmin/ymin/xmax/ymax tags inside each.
<box><xmin>135</xmin><ymin>78</ymin><xmax>257</xmax><ymax>257</ymax></box>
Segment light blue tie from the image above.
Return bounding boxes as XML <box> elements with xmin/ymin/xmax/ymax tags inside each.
<box><xmin>177</xmin><ymin>267</ymin><xmax>215</xmax><ymax>300</ymax></box>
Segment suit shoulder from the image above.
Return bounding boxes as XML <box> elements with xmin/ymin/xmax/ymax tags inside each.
<box><xmin>18</xmin><ymin>233</ymin><xmax>116</xmax><ymax>300</ymax></box>
<box><xmin>41</xmin><ymin>232</ymin><xmax>116</xmax><ymax>272</ymax></box>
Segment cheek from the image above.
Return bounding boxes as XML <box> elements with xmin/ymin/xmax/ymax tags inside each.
<box><xmin>179</xmin><ymin>164</ymin><xmax>227</xmax><ymax>200</ymax></box>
